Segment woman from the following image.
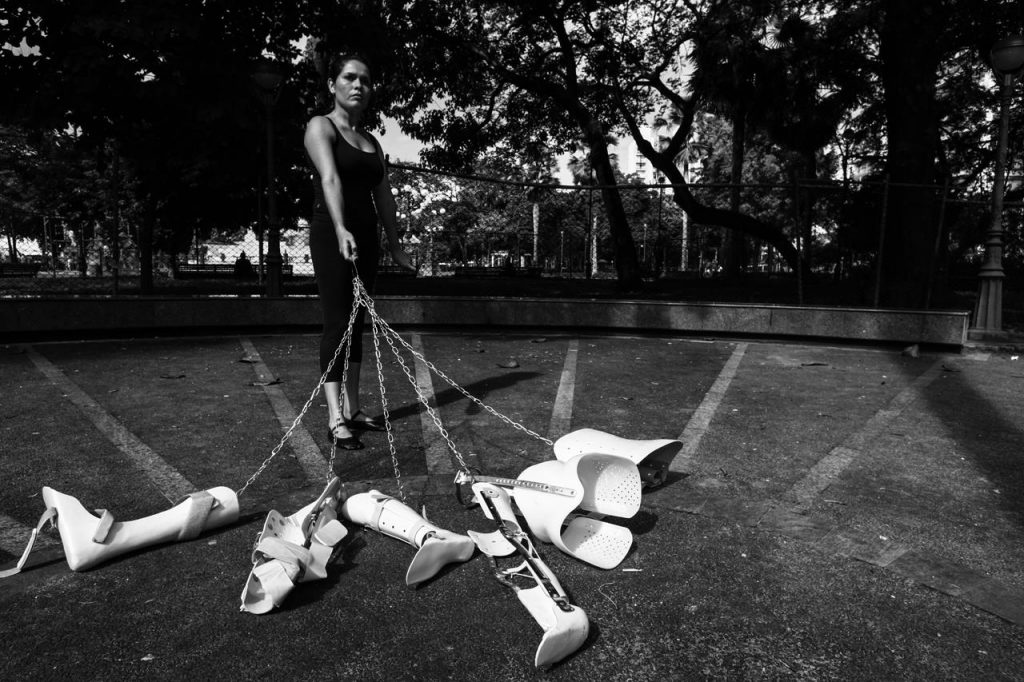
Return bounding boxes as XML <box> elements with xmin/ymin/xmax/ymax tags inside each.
<box><xmin>304</xmin><ymin>54</ymin><xmax>415</xmax><ymax>449</ymax></box>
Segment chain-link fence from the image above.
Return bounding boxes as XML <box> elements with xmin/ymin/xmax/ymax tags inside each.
<box><xmin>2</xmin><ymin>168</ymin><xmax>1022</xmax><ymax>313</ymax></box>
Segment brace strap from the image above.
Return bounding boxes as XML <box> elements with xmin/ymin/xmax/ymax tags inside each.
<box><xmin>251</xmin><ymin>558</ymin><xmax>300</xmax><ymax>605</ymax></box>
<box><xmin>312</xmin><ymin>518</ymin><xmax>347</xmax><ymax>547</ymax></box>
<box><xmin>455</xmin><ymin>472</ymin><xmax>576</xmax><ymax>498</ymax></box>
<box><xmin>0</xmin><ymin>506</ymin><xmax>58</xmax><ymax>579</ymax></box>
<box><xmin>255</xmin><ymin>536</ymin><xmax>313</xmax><ymax>568</ymax></box>
<box><xmin>92</xmin><ymin>509</ymin><xmax>115</xmax><ymax>543</ymax></box>
<box><xmin>177</xmin><ymin>490</ymin><xmax>217</xmax><ymax>541</ymax></box>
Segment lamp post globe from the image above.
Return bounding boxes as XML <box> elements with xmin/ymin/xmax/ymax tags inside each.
<box><xmin>251</xmin><ymin>59</ymin><xmax>285</xmax><ymax>297</ymax></box>
<box><xmin>991</xmin><ymin>36</ymin><xmax>1024</xmax><ymax>75</ymax></box>
<box><xmin>971</xmin><ymin>36</ymin><xmax>1024</xmax><ymax>336</ymax></box>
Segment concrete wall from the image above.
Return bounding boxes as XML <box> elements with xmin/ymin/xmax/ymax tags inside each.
<box><xmin>0</xmin><ymin>296</ymin><xmax>969</xmax><ymax>347</ymax></box>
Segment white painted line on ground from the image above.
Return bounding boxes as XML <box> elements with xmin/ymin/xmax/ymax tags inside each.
<box><xmin>786</xmin><ymin>358</ymin><xmax>946</xmax><ymax>510</ymax></box>
<box><xmin>0</xmin><ymin>511</ymin><xmax>59</xmax><ymax>557</ymax></box>
<box><xmin>239</xmin><ymin>338</ymin><xmax>327</xmax><ymax>483</ymax></box>
<box><xmin>25</xmin><ymin>345</ymin><xmax>195</xmax><ymax>503</ymax></box>
<box><xmin>411</xmin><ymin>333</ymin><xmax>455</xmax><ymax>475</ymax></box>
<box><xmin>671</xmin><ymin>342</ymin><xmax>749</xmax><ymax>472</ymax></box>
<box><xmin>548</xmin><ymin>339</ymin><xmax>579</xmax><ymax>441</ymax></box>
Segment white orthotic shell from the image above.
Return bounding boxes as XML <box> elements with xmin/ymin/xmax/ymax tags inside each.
<box><xmin>240</xmin><ymin>478</ymin><xmax>347</xmax><ymax>614</ymax></box>
<box><xmin>553</xmin><ymin>428</ymin><xmax>682</xmax><ymax>484</ymax></box>
<box><xmin>466</xmin><ymin>482</ymin><xmax>589</xmax><ymax>668</ymax></box>
<box><xmin>514</xmin><ymin>453</ymin><xmax>641</xmax><ymax>569</ymax></box>
<box><xmin>341</xmin><ymin>490</ymin><xmax>475</xmax><ymax>586</ymax></box>
<box><xmin>42</xmin><ymin>486</ymin><xmax>239</xmax><ymax>572</ymax></box>
<box><xmin>518</xmin><ymin>583</ymin><xmax>590</xmax><ymax>668</ymax></box>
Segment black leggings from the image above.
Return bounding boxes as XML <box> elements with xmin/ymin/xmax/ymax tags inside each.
<box><xmin>309</xmin><ymin>217</ymin><xmax>378</xmax><ymax>382</ymax></box>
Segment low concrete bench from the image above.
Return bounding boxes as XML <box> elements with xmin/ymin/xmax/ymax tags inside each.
<box><xmin>0</xmin><ymin>262</ymin><xmax>42</xmax><ymax>278</ymax></box>
<box><xmin>454</xmin><ymin>266</ymin><xmax>510</xmax><ymax>277</ymax></box>
<box><xmin>378</xmin><ymin>265</ymin><xmax>416</xmax><ymax>277</ymax></box>
<box><xmin>174</xmin><ymin>264</ymin><xmax>293</xmax><ymax>279</ymax></box>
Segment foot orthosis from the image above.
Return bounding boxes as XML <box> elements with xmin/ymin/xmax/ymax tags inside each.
<box><xmin>240</xmin><ymin>477</ymin><xmax>348</xmax><ymax>614</ymax></box>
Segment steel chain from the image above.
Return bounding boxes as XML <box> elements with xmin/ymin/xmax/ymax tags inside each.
<box><xmin>379</xmin><ymin>309</ymin><xmax>469</xmax><ymax>471</ymax></box>
<box><xmin>357</xmin><ymin>283</ymin><xmax>552</xmax><ymax>447</ymax></box>
<box><xmin>361</xmin><ymin>285</ymin><xmax>406</xmax><ymax>502</ymax></box>
<box><xmin>237</xmin><ymin>273</ymin><xmax>551</xmax><ymax>497</ymax></box>
<box><xmin>236</xmin><ymin>294</ymin><xmax>360</xmax><ymax>497</ymax></box>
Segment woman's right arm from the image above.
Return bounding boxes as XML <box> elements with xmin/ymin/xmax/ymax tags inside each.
<box><xmin>303</xmin><ymin>117</ymin><xmax>357</xmax><ymax>260</ymax></box>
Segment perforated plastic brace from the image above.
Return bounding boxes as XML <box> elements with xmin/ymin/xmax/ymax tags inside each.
<box><xmin>371</xmin><ymin>497</ymin><xmax>431</xmax><ymax>547</ymax></box>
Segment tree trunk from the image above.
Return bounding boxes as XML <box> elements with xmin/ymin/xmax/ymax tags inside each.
<box><xmin>797</xmin><ymin>150</ymin><xmax>817</xmax><ymax>272</ymax></box>
<box><xmin>110</xmin><ymin>144</ymin><xmax>121</xmax><ymax>295</ymax></box>
<box><xmin>723</xmin><ymin>108</ymin><xmax>746</xmax><ymax>276</ymax></box>
<box><xmin>878</xmin><ymin>0</ymin><xmax>944</xmax><ymax>307</ymax></box>
<box><xmin>646</xmin><ymin>152</ymin><xmax>801</xmax><ymax>273</ymax></box>
<box><xmin>532</xmin><ymin>201</ymin><xmax>539</xmax><ymax>265</ymax></box>
<box><xmin>139</xmin><ymin>196</ymin><xmax>156</xmax><ymax>293</ymax></box>
<box><xmin>623</xmin><ymin>100</ymin><xmax>802</xmax><ymax>276</ymax></box>
<box><xmin>77</xmin><ymin>224</ymin><xmax>88</xmax><ymax>276</ymax></box>
<box><xmin>5</xmin><ymin>226</ymin><xmax>15</xmax><ymax>263</ymax></box>
<box><xmin>581</xmin><ymin>118</ymin><xmax>642</xmax><ymax>290</ymax></box>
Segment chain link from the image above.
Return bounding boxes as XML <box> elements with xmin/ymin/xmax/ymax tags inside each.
<box><xmin>236</xmin><ymin>294</ymin><xmax>361</xmax><ymax>497</ymax></box>
<box><xmin>363</xmin><ymin>286</ymin><xmax>406</xmax><ymax>502</ymax></box>
<box><xmin>236</xmin><ymin>273</ymin><xmax>551</xmax><ymax>497</ymax></box>
<box><xmin>356</xmin><ymin>279</ymin><xmax>553</xmax><ymax>447</ymax></box>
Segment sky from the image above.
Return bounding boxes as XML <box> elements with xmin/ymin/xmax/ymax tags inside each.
<box><xmin>374</xmin><ymin>115</ymin><xmax>579</xmax><ymax>184</ymax></box>
<box><xmin>376</xmin><ymin>117</ymin><xmax>425</xmax><ymax>164</ymax></box>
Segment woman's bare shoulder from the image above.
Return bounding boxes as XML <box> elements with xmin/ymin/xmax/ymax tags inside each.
<box><xmin>306</xmin><ymin>115</ymin><xmax>335</xmax><ymax>135</ymax></box>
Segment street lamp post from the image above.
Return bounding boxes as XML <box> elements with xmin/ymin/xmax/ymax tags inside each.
<box><xmin>972</xmin><ymin>36</ymin><xmax>1024</xmax><ymax>336</ymax></box>
<box><xmin>251</xmin><ymin>59</ymin><xmax>284</xmax><ymax>297</ymax></box>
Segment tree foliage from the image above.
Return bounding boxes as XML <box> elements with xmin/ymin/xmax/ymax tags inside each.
<box><xmin>3</xmin><ymin>0</ymin><xmax>1024</xmax><ymax>302</ymax></box>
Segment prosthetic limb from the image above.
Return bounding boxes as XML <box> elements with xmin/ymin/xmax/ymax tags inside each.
<box><xmin>0</xmin><ymin>485</ymin><xmax>239</xmax><ymax>577</ymax></box>
<box><xmin>341</xmin><ymin>489</ymin><xmax>475</xmax><ymax>587</ymax></box>
<box><xmin>553</xmin><ymin>428</ymin><xmax>683</xmax><ymax>487</ymax></box>
<box><xmin>240</xmin><ymin>477</ymin><xmax>348</xmax><ymax>614</ymax></box>
<box><xmin>468</xmin><ymin>482</ymin><xmax>589</xmax><ymax>668</ymax></box>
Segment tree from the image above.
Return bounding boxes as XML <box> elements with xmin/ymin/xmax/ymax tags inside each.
<box><xmin>382</xmin><ymin>0</ymin><xmax>643</xmax><ymax>289</ymax></box>
<box><xmin>1</xmin><ymin>0</ymin><xmax>312</xmax><ymax>290</ymax></box>
<box><xmin>587</xmin><ymin>1</ymin><xmax>797</xmax><ymax>275</ymax></box>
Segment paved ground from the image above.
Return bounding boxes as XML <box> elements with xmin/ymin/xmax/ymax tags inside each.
<box><xmin>1</xmin><ymin>318</ymin><xmax>1023</xmax><ymax>680</ymax></box>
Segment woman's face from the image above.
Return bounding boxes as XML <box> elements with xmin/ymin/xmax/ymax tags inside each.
<box><xmin>330</xmin><ymin>59</ymin><xmax>373</xmax><ymax>112</ymax></box>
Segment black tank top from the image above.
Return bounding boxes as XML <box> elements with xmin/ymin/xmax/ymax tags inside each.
<box><xmin>310</xmin><ymin>116</ymin><xmax>384</xmax><ymax>241</ymax></box>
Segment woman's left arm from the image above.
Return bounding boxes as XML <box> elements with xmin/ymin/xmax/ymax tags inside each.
<box><xmin>370</xmin><ymin>137</ymin><xmax>415</xmax><ymax>272</ymax></box>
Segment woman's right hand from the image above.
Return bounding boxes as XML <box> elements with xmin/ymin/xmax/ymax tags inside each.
<box><xmin>336</xmin><ymin>228</ymin><xmax>358</xmax><ymax>261</ymax></box>
<box><xmin>391</xmin><ymin>248</ymin><xmax>416</xmax><ymax>273</ymax></box>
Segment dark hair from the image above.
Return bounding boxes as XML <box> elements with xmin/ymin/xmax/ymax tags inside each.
<box><xmin>327</xmin><ymin>53</ymin><xmax>374</xmax><ymax>82</ymax></box>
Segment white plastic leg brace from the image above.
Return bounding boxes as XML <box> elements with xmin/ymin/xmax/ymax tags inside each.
<box><xmin>240</xmin><ymin>477</ymin><xmax>348</xmax><ymax>614</ymax></box>
<box><xmin>513</xmin><ymin>453</ymin><xmax>642</xmax><ymax>569</ymax></box>
<box><xmin>0</xmin><ymin>485</ymin><xmax>239</xmax><ymax>577</ymax></box>
<box><xmin>553</xmin><ymin>428</ymin><xmax>683</xmax><ymax>487</ymax></box>
<box><xmin>341</xmin><ymin>489</ymin><xmax>475</xmax><ymax>586</ymax></box>
<box><xmin>468</xmin><ymin>482</ymin><xmax>589</xmax><ymax>668</ymax></box>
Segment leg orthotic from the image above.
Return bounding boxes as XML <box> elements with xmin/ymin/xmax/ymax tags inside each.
<box><xmin>240</xmin><ymin>477</ymin><xmax>347</xmax><ymax>614</ymax></box>
<box><xmin>513</xmin><ymin>453</ymin><xmax>642</xmax><ymax>569</ymax></box>
<box><xmin>0</xmin><ymin>485</ymin><xmax>239</xmax><ymax>576</ymax></box>
<box><xmin>341</xmin><ymin>489</ymin><xmax>475</xmax><ymax>586</ymax></box>
<box><xmin>553</xmin><ymin>428</ymin><xmax>683</xmax><ymax>487</ymax></box>
<box><xmin>469</xmin><ymin>482</ymin><xmax>589</xmax><ymax>668</ymax></box>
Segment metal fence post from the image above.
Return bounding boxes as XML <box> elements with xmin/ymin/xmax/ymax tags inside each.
<box><xmin>873</xmin><ymin>175</ymin><xmax>890</xmax><ymax>308</ymax></box>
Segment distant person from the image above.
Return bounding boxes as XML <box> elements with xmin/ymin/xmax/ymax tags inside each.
<box><xmin>234</xmin><ymin>252</ymin><xmax>255</xmax><ymax>278</ymax></box>
<box><xmin>304</xmin><ymin>53</ymin><xmax>415</xmax><ymax>450</ymax></box>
